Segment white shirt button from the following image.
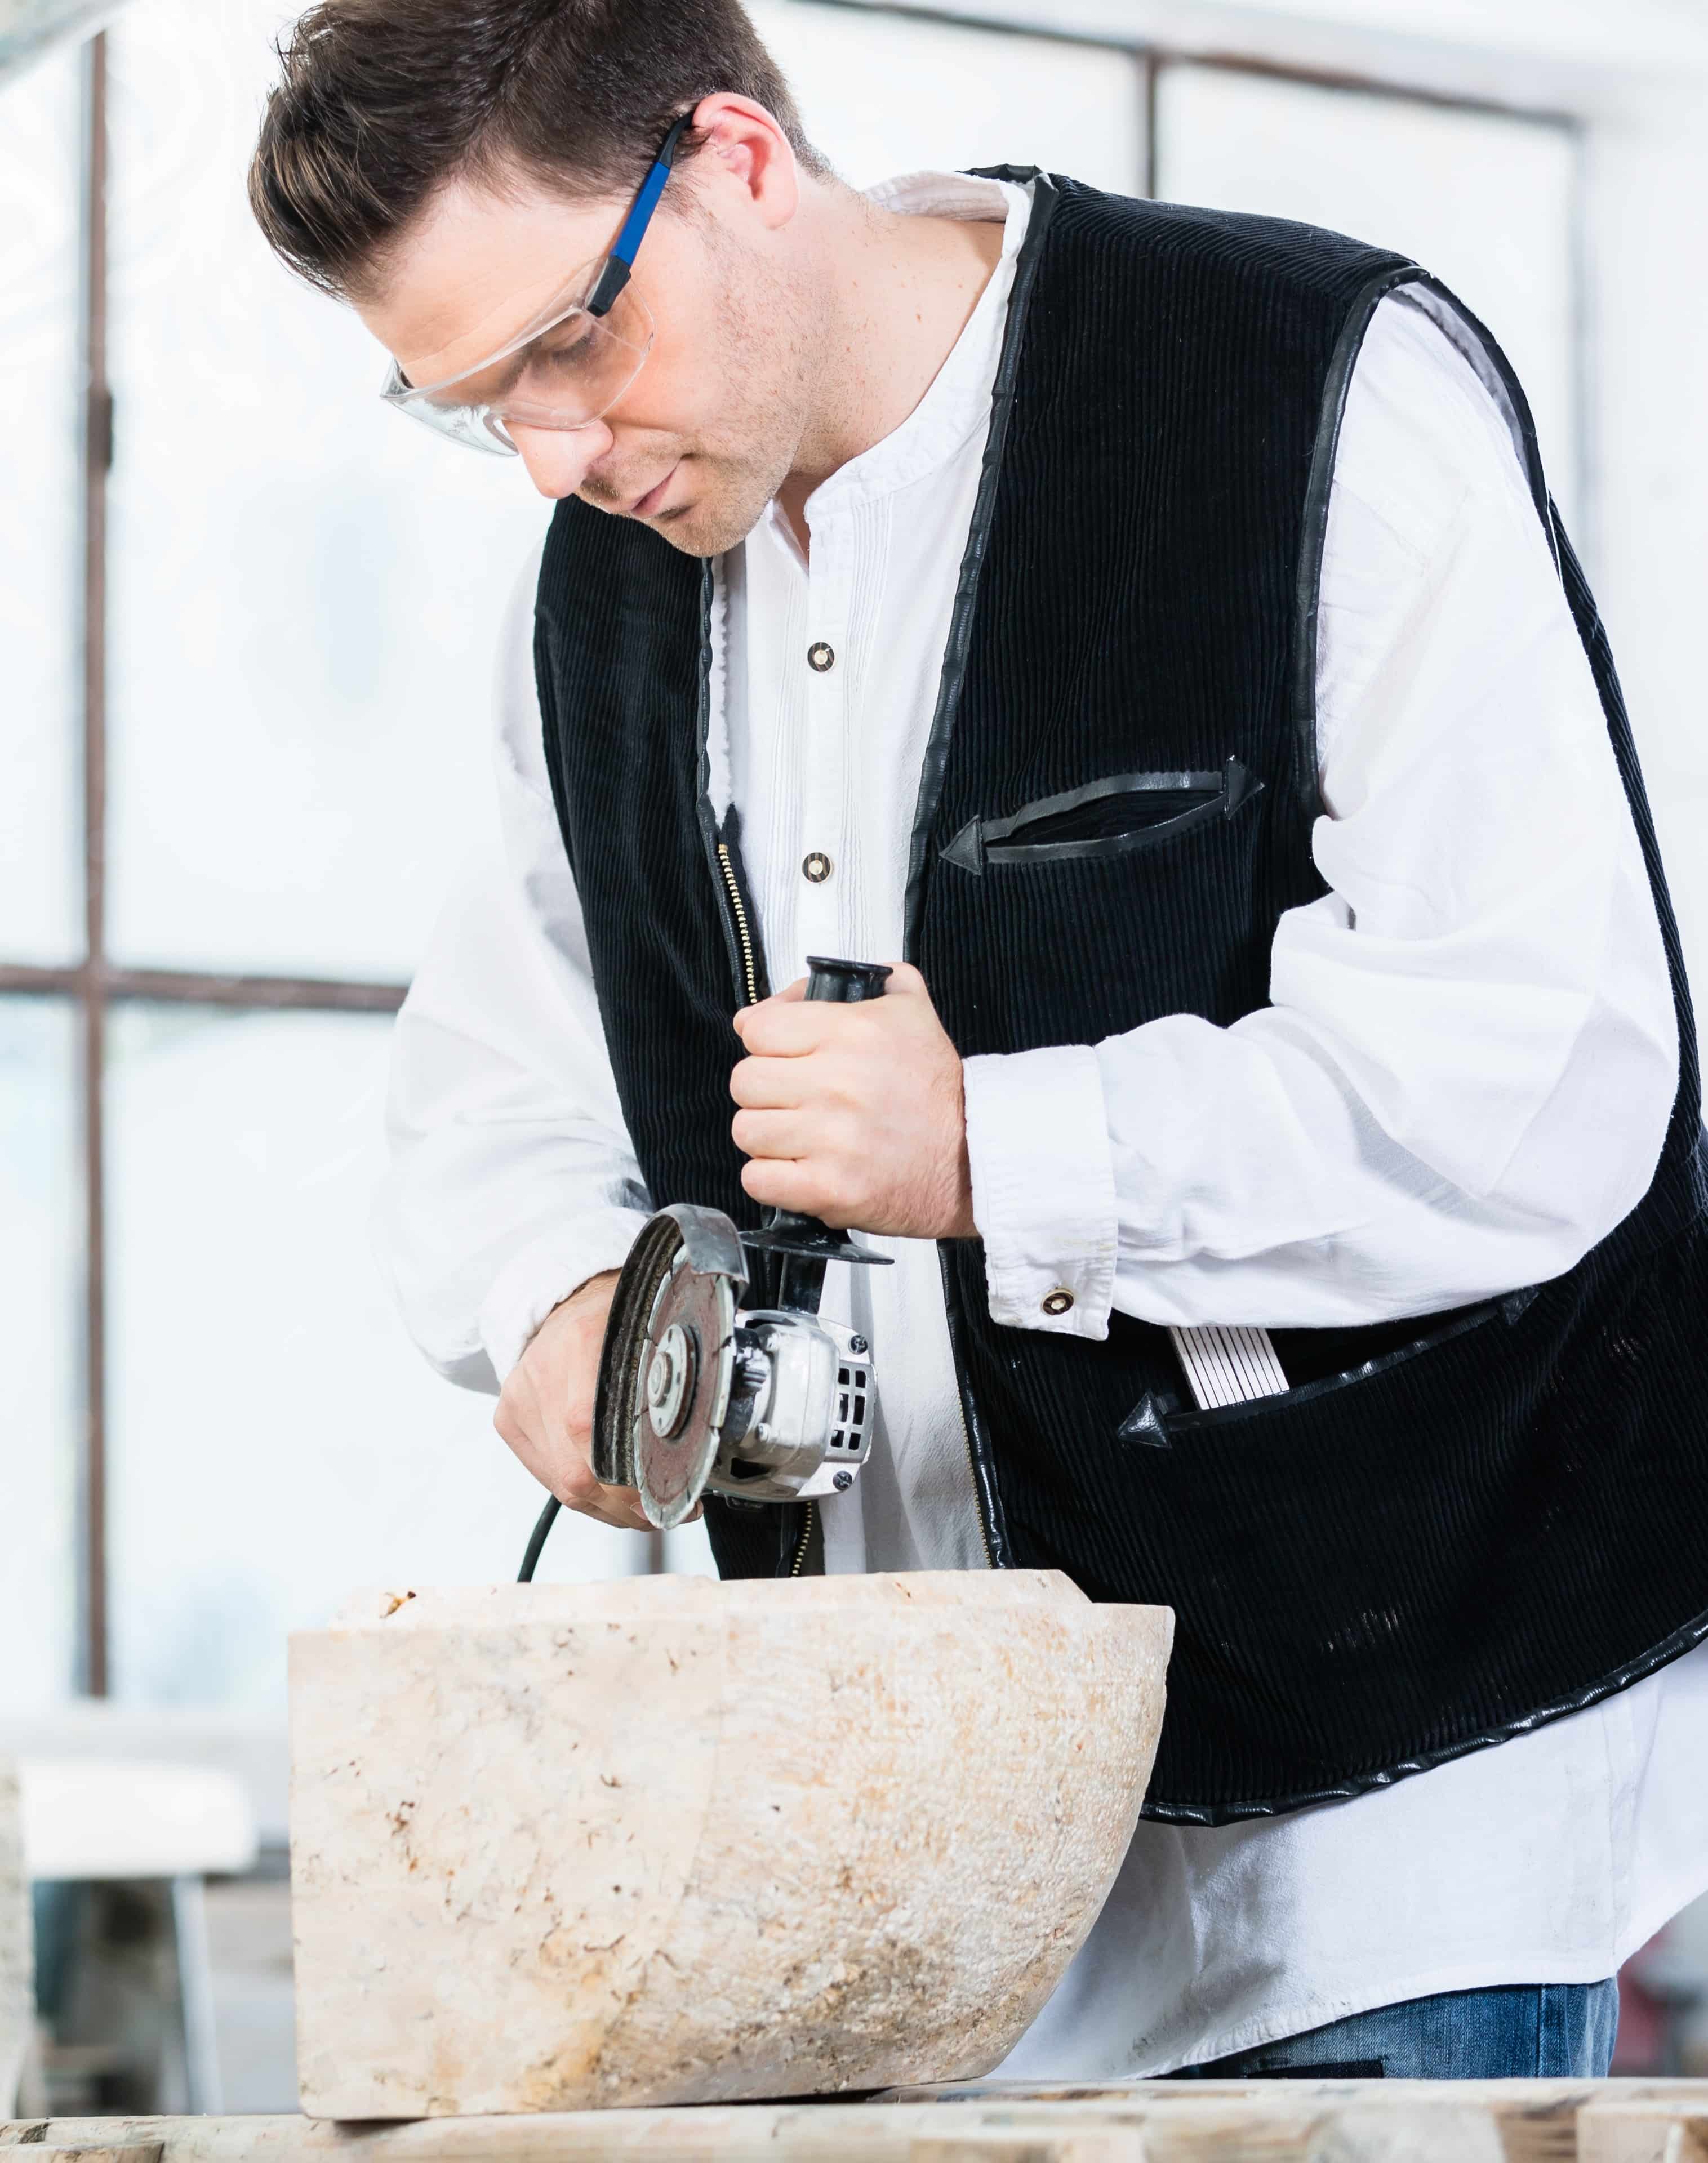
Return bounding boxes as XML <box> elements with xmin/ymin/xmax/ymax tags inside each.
<box><xmin>1041</xmin><ymin>1287</ymin><xmax>1075</xmax><ymax>1316</ymax></box>
<box><xmin>807</xmin><ymin>642</ymin><xmax>836</xmax><ymax>673</ymax></box>
<box><xmin>802</xmin><ymin>851</ymin><xmax>833</xmax><ymax>884</ymax></box>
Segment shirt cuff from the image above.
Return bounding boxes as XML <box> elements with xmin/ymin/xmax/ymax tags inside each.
<box><xmin>477</xmin><ymin>1204</ymin><xmax>651</xmax><ymax>1381</ymax></box>
<box><xmin>962</xmin><ymin>1045</ymin><xmax>1117</xmax><ymax>1340</ymax></box>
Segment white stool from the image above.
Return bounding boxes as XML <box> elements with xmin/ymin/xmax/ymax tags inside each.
<box><xmin>17</xmin><ymin>1759</ymin><xmax>255</xmax><ymax>2116</ymax></box>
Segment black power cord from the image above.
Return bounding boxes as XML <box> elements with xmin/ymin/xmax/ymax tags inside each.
<box><xmin>517</xmin><ymin>1496</ymin><xmax>561</xmax><ymax>1583</ymax></box>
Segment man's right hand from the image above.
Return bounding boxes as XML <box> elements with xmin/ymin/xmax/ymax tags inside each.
<box><xmin>493</xmin><ymin>1270</ymin><xmax>655</xmax><ymax>1532</ymax></box>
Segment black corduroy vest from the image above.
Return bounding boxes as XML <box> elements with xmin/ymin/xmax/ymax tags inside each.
<box><xmin>535</xmin><ymin>173</ymin><xmax>1708</xmax><ymax>1822</ymax></box>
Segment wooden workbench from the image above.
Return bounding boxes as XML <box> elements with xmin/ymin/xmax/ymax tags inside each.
<box><xmin>6</xmin><ymin>2079</ymin><xmax>1708</xmax><ymax>2161</ymax></box>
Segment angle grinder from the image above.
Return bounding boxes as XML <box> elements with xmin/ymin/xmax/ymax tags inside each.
<box><xmin>518</xmin><ymin>958</ymin><xmax>892</xmax><ymax>1576</ymax></box>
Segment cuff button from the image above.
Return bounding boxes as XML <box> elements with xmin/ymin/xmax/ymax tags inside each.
<box><xmin>1041</xmin><ymin>1287</ymin><xmax>1075</xmax><ymax>1316</ymax></box>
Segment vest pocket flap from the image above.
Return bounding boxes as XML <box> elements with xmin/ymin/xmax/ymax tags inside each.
<box><xmin>944</xmin><ymin>756</ymin><xmax>1261</xmax><ymax>874</ymax></box>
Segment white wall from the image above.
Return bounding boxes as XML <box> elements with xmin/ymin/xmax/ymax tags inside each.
<box><xmin>749</xmin><ymin>1</ymin><xmax>1143</xmax><ymax>190</ymax></box>
<box><xmin>1154</xmin><ymin>64</ymin><xmax>1580</xmax><ymax>517</ymax></box>
<box><xmin>1583</xmin><ymin>92</ymin><xmax>1708</xmax><ymax>990</ymax></box>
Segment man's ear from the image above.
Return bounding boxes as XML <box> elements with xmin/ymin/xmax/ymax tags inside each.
<box><xmin>684</xmin><ymin>92</ymin><xmax>801</xmax><ymax>233</ymax></box>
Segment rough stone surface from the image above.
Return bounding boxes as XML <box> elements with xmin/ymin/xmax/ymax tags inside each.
<box><xmin>0</xmin><ymin>1761</ymin><xmax>32</xmax><ymax>2117</ymax></box>
<box><xmin>288</xmin><ymin>1572</ymin><xmax>1172</xmax><ymax>2119</ymax></box>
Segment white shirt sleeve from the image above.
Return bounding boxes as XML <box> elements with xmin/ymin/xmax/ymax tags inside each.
<box><xmin>371</xmin><ymin>542</ymin><xmax>652</xmax><ymax>1391</ymax></box>
<box><xmin>963</xmin><ymin>290</ymin><xmax>1679</xmax><ymax>1339</ymax></box>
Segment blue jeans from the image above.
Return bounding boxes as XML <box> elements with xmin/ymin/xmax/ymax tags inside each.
<box><xmin>1168</xmin><ymin>1980</ymin><xmax>1620</xmax><ymax>2080</ymax></box>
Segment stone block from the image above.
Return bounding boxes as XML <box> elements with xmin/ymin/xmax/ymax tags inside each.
<box><xmin>289</xmin><ymin>1572</ymin><xmax>1171</xmax><ymax>2119</ymax></box>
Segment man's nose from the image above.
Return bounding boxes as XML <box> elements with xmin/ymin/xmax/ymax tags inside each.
<box><xmin>509</xmin><ymin>420</ymin><xmax>612</xmax><ymax>500</ymax></box>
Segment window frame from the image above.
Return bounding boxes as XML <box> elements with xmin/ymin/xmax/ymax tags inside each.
<box><xmin>1</xmin><ymin>36</ymin><xmax>408</xmax><ymax>1696</ymax></box>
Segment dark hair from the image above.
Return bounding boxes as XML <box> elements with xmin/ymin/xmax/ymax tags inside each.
<box><xmin>248</xmin><ymin>0</ymin><xmax>828</xmax><ymax>300</ymax></box>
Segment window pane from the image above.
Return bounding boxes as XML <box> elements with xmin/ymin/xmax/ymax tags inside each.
<box><xmin>106</xmin><ymin>1005</ymin><xmax>647</xmax><ymax>1716</ymax></box>
<box><xmin>104</xmin><ymin>0</ymin><xmax>547</xmax><ymax>981</ymax></box>
<box><xmin>0</xmin><ymin>6</ymin><xmax>108</xmax><ymax>74</ymax></box>
<box><xmin>0</xmin><ymin>44</ymin><xmax>83</xmax><ymax>965</ymax></box>
<box><xmin>1155</xmin><ymin>65</ymin><xmax>1580</xmax><ymax>522</ymax></box>
<box><xmin>0</xmin><ymin>998</ymin><xmax>81</xmax><ymax>1709</ymax></box>
<box><xmin>749</xmin><ymin>2</ymin><xmax>1144</xmax><ymax>195</ymax></box>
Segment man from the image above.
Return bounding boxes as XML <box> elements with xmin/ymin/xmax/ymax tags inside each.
<box><xmin>250</xmin><ymin>0</ymin><xmax>1708</xmax><ymax>2081</ymax></box>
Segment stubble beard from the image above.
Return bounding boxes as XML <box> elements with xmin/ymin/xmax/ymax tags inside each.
<box><xmin>637</xmin><ymin>240</ymin><xmax>823</xmax><ymax>560</ymax></box>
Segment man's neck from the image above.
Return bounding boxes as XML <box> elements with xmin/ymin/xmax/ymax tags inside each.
<box><xmin>773</xmin><ymin>185</ymin><xmax>1006</xmax><ymax>551</ymax></box>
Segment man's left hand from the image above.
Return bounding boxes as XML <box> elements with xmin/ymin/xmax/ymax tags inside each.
<box><xmin>730</xmin><ymin>963</ymin><xmax>976</xmax><ymax>1240</ymax></box>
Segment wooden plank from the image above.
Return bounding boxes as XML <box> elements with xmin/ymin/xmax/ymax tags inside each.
<box><xmin>882</xmin><ymin>2081</ymin><xmax>1708</xmax><ymax>2163</ymax></box>
<box><xmin>1578</xmin><ymin>2100</ymin><xmax>1708</xmax><ymax>2163</ymax></box>
<box><xmin>0</xmin><ymin>2144</ymin><xmax>164</xmax><ymax>2162</ymax></box>
<box><xmin>10</xmin><ymin>2086</ymin><xmax>1708</xmax><ymax>2162</ymax></box>
<box><xmin>30</xmin><ymin>2149</ymin><xmax>164</xmax><ymax>2161</ymax></box>
<box><xmin>0</xmin><ymin>2109</ymin><xmax>936</xmax><ymax>2161</ymax></box>
<box><xmin>0</xmin><ymin>2122</ymin><xmax>331</xmax><ymax>2160</ymax></box>
<box><xmin>1042</xmin><ymin>2095</ymin><xmax>1494</xmax><ymax>2162</ymax></box>
<box><xmin>909</xmin><ymin>2133</ymin><xmax>1147</xmax><ymax>2163</ymax></box>
<box><xmin>1305</xmin><ymin>2103</ymin><xmax>1503</xmax><ymax>2161</ymax></box>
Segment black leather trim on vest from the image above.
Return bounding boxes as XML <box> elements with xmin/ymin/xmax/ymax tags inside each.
<box><xmin>902</xmin><ymin>167</ymin><xmax>1058</xmax><ymax>1574</ymax></box>
<box><xmin>1293</xmin><ymin>266</ymin><xmax>1565</xmax><ymax>826</ymax></box>
<box><xmin>1291</xmin><ymin>262</ymin><xmax>1418</xmax><ymax>824</ymax></box>
<box><xmin>1399</xmin><ymin>275</ymin><xmax>1559</xmax><ymax>571</ymax></box>
<box><xmin>903</xmin><ymin>168</ymin><xmax>1059</xmax><ymax>943</ymax></box>
<box><xmin>944</xmin><ymin>758</ymin><xmax>1261</xmax><ymax>873</ymax></box>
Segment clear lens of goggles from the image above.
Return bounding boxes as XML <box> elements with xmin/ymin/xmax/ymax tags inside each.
<box><xmin>381</xmin><ymin>266</ymin><xmax>654</xmax><ymax>456</ymax></box>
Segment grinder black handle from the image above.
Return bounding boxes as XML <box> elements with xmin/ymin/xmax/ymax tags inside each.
<box><xmin>805</xmin><ymin>956</ymin><xmax>892</xmax><ymax>1006</ymax></box>
<box><xmin>737</xmin><ymin>955</ymin><xmax>895</xmax><ymax>1311</ymax></box>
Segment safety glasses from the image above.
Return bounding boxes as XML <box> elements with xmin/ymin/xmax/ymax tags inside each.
<box><xmin>380</xmin><ymin>113</ymin><xmax>692</xmax><ymax>457</ymax></box>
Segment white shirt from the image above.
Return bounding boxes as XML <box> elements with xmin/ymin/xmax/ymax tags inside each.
<box><xmin>375</xmin><ymin>174</ymin><xmax>1707</xmax><ymax>2072</ymax></box>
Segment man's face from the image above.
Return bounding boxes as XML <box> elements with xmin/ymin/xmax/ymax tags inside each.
<box><xmin>360</xmin><ymin>160</ymin><xmax>821</xmax><ymax>557</ymax></box>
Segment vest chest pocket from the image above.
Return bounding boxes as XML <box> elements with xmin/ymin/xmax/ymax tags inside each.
<box><xmin>942</xmin><ymin>756</ymin><xmax>1261</xmax><ymax>875</ymax></box>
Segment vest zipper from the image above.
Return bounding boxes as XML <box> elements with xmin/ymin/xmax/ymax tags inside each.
<box><xmin>716</xmin><ymin>834</ymin><xmax>816</xmax><ymax>1573</ymax></box>
<box><xmin>715</xmin><ymin>841</ymin><xmax>760</xmax><ymax>1007</ymax></box>
<box><xmin>954</xmin><ymin>1391</ymin><xmax>996</xmax><ymax>1570</ymax></box>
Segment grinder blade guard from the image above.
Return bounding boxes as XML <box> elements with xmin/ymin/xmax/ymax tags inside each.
<box><xmin>591</xmin><ymin>957</ymin><xmax>893</xmax><ymax>1533</ymax></box>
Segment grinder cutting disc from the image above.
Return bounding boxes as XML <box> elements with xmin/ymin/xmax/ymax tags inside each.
<box><xmin>592</xmin><ymin>1205</ymin><xmax>743</xmax><ymax>1531</ymax></box>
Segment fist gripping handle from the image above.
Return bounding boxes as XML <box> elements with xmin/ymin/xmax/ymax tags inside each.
<box><xmin>739</xmin><ymin>956</ymin><xmax>895</xmax><ymax>1311</ymax></box>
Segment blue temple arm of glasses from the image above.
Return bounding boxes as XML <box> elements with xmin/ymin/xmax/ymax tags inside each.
<box><xmin>587</xmin><ymin>114</ymin><xmax>694</xmax><ymax>318</ymax></box>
